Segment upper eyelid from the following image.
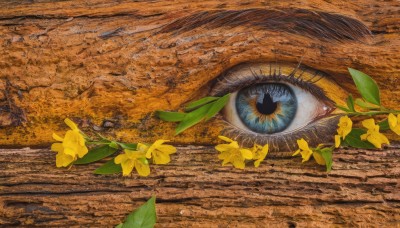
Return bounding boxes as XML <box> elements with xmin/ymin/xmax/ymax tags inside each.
<box><xmin>210</xmin><ymin>62</ymin><xmax>333</xmax><ymax>103</ymax></box>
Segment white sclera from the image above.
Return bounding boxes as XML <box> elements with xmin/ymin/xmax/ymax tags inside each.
<box><xmin>224</xmin><ymin>83</ymin><xmax>327</xmax><ymax>135</ymax></box>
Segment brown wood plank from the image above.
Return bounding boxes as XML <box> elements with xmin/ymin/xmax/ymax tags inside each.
<box><xmin>1</xmin><ymin>146</ymin><xmax>399</xmax><ymax>227</ymax></box>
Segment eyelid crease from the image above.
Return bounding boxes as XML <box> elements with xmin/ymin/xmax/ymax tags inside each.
<box><xmin>209</xmin><ymin>62</ymin><xmax>348</xmax><ymax>152</ymax></box>
<box><xmin>211</xmin><ymin>62</ymin><xmax>334</xmax><ymax>108</ymax></box>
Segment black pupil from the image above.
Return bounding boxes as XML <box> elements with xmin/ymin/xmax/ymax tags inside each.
<box><xmin>256</xmin><ymin>93</ymin><xmax>278</xmax><ymax>115</ymax></box>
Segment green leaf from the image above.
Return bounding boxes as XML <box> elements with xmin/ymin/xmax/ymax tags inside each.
<box><xmin>346</xmin><ymin>94</ymin><xmax>355</xmax><ymax>112</ymax></box>
<box><xmin>175</xmin><ymin>103</ymin><xmax>211</xmax><ymax>135</ymax></box>
<box><xmin>185</xmin><ymin>96</ymin><xmax>219</xmax><ymax>112</ymax></box>
<box><xmin>94</xmin><ymin>159</ymin><xmax>122</xmax><ymax>175</ymax></box>
<box><xmin>319</xmin><ymin>148</ymin><xmax>333</xmax><ymax>172</ymax></box>
<box><xmin>378</xmin><ymin>119</ymin><xmax>390</xmax><ymax>131</ymax></box>
<box><xmin>354</xmin><ymin>98</ymin><xmax>381</xmax><ymax>110</ymax></box>
<box><xmin>118</xmin><ymin>143</ymin><xmax>137</xmax><ymax>150</ymax></box>
<box><xmin>204</xmin><ymin>94</ymin><xmax>230</xmax><ymax>121</ymax></box>
<box><xmin>74</xmin><ymin>146</ymin><xmax>118</xmax><ymax>165</ymax></box>
<box><xmin>115</xmin><ymin>224</ymin><xmax>123</xmax><ymax>228</ymax></box>
<box><xmin>343</xmin><ymin>128</ymin><xmax>375</xmax><ymax>149</ymax></box>
<box><xmin>336</xmin><ymin>104</ymin><xmax>350</xmax><ymax>112</ymax></box>
<box><xmin>109</xmin><ymin>141</ymin><xmax>119</xmax><ymax>149</ymax></box>
<box><xmin>348</xmin><ymin>68</ymin><xmax>381</xmax><ymax>106</ymax></box>
<box><xmin>156</xmin><ymin>111</ymin><xmax>186</xmax><ymax>122</ymax></box>
<box><xmin>122</xmin><ymin>196</ymin><xmax>157</xmax><ymax>228</ymax></box>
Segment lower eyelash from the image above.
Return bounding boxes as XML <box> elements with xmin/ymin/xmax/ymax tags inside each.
<box><xmin>219</xmin><ymin>115</ymin><xmax>340</xmax><ymax>155</ymax></box>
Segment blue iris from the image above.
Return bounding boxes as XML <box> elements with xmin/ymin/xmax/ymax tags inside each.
<box><xmin>235</xmin><ymin>83</ymin><xmax>297</xmax><ymax>134</ymax></box>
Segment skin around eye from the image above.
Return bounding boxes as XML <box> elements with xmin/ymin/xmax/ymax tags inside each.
<box><xmin>210</xmin><ymin>62</ymin><xmax>348</xmax><ymax>152</ymax></box>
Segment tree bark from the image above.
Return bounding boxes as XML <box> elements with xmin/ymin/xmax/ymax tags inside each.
<box><xmin>0</xmin><ymin>0</ymin><xmax>400</xmax><ymax>146</ymax></box>
<box><xmin>1</xmin><ymin>146</ymin><xmax>399</xmax><ymax>227</ymax></box>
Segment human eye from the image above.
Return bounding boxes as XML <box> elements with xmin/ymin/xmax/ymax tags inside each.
<box><xmin>210</xmin><ymin>62</ymin><xmax>347</xmax><ymax>152</ymax></box>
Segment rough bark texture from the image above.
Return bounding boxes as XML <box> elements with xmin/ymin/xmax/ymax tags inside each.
<box><xmin>1</xmin><ymin>146</ymin><xmax>399</xmax><ymax>227</ymax></box>
<box><xmin>0</xmin><ymin>0</ymin><xmax>400</xmax><ymax>145</ymax></box>
<box><xmin>1</xmin><ymin>0</ymin><xmax>400</xmax><ymax>227</ymax></box>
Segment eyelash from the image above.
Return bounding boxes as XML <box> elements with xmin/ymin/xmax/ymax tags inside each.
<box><xmin>210</xmin><ymin>63</ymin><xmax>339</xmax><ymax>153</ymax></box>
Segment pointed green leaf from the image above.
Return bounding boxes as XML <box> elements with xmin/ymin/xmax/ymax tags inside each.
<box><xmin>185</xmin><ymin>96</ymin><xmax>219</xmax><ymax>112</ymax></box>
<box><xmin>175</xmin><ymin>103</ymin><xmax>211</xmax><ymax>135</ymax></box>
<box><xmin>336</xmin><ymin>104</ymin><xmax>351</xmax><ymax>112</ymax></box>
<box><xmin>94</xmin><ymin>159</ymin><xmax>122</xmax><ymax>175</ymax></box>
<box><xmin>319</xmin><ymin>148</ymin><xmax>333</xmax><ymax>172</ymax></box>
<box><xmin>354</xmin><ymin>98</ymin><xmax>381</xmax><ymax>110</ymax></box>
<box><xmin>74</xmin><ymin>145</ymin><xmax>118</xmax><ymax>165</ymax></box>
<box><xmin>204</xmin><ymin>93</ymin><xmax>230</xmax><ymax>121</ymax></box>
<box><xmin>115</xmin><ymin>224</ymin><xmax>123</xmax><ymax>228</ymax></box>
<box><xmin>156</xmin><ymin>111</ymin><xmax>186</xmax><ymax>122</ymax></box>
<box><xmin>122</xmin><ymin>196</ymin><xmax>156</xmax><ymax>228</ymax></box>
<box><xmin>346</xmin><ymin>94</ymin><xmax>355</xmax><ymax>112</ymax></box>
<box><xmin>343</xmin><ymin>128</ymin><xmax>375</xmax><ymax>149</ymax></box>
<box><xmin>378</xmin><ymin>119</ymin><xmax>390</xmax><ymax>131</ymax></box>
<box><xmin>109</xmin><ymin>141</ymin><xmax>119</xmax><ymax>149</ymax></box>
<box><xmin>118</xmin><ymin>143</ymin><xmax>137</xmax><ymax>150</ymax></box>
<box><xmin>348</xmin><ymin>68</ymin><xmax>381</xmax><ymax>105</ymax></box>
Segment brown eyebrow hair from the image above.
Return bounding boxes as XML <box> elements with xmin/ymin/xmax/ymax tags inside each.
<box><xmin>159</xmin><ymin>9</ymin><xmax>371</xmax><ymax>42</ymax></box>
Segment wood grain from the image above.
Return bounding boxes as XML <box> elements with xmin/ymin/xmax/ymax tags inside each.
<box><xmin>1</xmin><ymin>146</ymin><xmax>399</xmax><ymax>227</ymax></box>
<box><xmin>0</xmin><ymin>0</ymin><xmax>399</xmax><ymax>146</ymax></box>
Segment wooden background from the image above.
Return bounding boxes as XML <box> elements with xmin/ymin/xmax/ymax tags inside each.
<box><xmin>0</xmin><ymin>0</ymin><xmax>399</xmax><ymax>227</ymax></box>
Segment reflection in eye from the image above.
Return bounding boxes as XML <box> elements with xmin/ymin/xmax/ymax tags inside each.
<box><xmin>211</xmin><ymin>63</ymin><xmax>347</xmax><ymax>152</ymax></box>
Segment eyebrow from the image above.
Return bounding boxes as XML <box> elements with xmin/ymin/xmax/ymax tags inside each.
<box><xmin>159</xmin><ymin>9</ymin><xmax>371</xmax><ymax>42</ymax></box>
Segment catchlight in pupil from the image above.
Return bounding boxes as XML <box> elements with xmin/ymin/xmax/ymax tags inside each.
<box><xmin>211</xmin><ymin>62</ymin><xmax>346</xmax><ymax>151</ymax></box>
<box><xmin>235</xmin><ymin>83</ymin><xmax>297</xmax><ymax>134</ymax></box>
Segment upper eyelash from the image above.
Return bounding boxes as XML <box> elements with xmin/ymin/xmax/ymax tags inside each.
<box><xmin>209</xmin><ymin>62</ymin><xmax>340</xmax><ymax>152</ymax></box>
<box><xmin>210</xmin><ymin>62</ymin><xmax>332</xmax><ymax>104</ymax></box>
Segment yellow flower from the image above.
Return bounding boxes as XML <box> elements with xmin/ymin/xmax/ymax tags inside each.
<box><xmin>388</xmin><ymin>113</ymin><xmax>400</xmax><ymax>135</ymax></box>
<box><xmin>143</xmin><ymin>140</ymin><xmax>177</xmax><ymax>165</ymax></box>
<box><xmin>51</xmin><ymin>118</ymin><xmax>88</xmax><ymax>167</ymax></box>
<box><xmin>215</xmin><ymin>136</ymin><xmax>253</xmax><ymax>169</ymax></box>
<box><xmin>251</xmin><ymin>144</ymin><xmax>269</xmax><ymax>167</ymax></box>
<box><xmin>312</xmin><ymin>152</ymin><xmax>326</xmax><ymax>165</ymax></box>
<box><xmin>115</xmin><ymin>150</ymin><xmax>150</xmax><ymax>176</ymax></box>
<box><xmin>292</xmin><ymin>138</ymin><xmax>313</xmax><ymax>162</ymax></box>
<box><xmin>335</xmin><ymin>115</ymin><xmax>353</xmax><ymax>148</ymax></box>
<box><xmin>360</xmin><ymin>119</ymin><xmax>390</xmax><ymax>148</ymax></box>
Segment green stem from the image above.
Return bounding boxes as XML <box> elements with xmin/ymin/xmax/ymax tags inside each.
<box><xmin>347</xmin><ymin>110</ymin><xmax>400</xmax><ymax>116</ymax></box>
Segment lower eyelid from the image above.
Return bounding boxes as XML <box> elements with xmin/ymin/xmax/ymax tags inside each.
<box><xmin>212</xmin><ymin>62</ymin><xmax>347</xmax><ymax>152</ymax></box>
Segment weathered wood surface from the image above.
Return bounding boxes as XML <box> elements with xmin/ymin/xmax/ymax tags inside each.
<box><xmin>1</xmin><ymin>146</ymin><xmax>399</xmax><ymax>227</ymax></box>
<box><xmin>0</xmin><ymin>0</ymin><xmax>400</xmax><ymax>146</ymax></box>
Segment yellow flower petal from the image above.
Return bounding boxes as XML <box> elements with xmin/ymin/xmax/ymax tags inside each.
<box><xmin>157</xmin><ymin>145</ymin><xmax>177</xmax><ymax>154</ymax></box>
<box><xmin>64</xmin><ymin>118</ymin><xmax>78</xmax><ymax>131</ymax></box>
<box><xmin>114</xmin><ymin>153</ymin><xmax>127</xmax><ymax>164</ymax></box>
<box><xmin>362</xmin><ymin>119</ymin><xmax>376</xmax><ymax>130</ymax></box>
<box><xmin>292</xmin><ymin>149</ymin><xmax>301</xmax><ymax>156</ymax></box>
<box><xmin>152</xmin><ymin>150</ymin><xmax>171</xmax><ymax>164</ymax></box>
<box><xmin>135</xmin><ymin>160</ymin><xmax>150</xmax><ymax>177</ymax></box>
<box><xmin>215</xmin><ymin>144</ymin><xmax>230</xmax><ymax>152</ymax></box>
<box><xmin>52</xmin><ymin>133</ymin><xmax>64</xmax><ymax>141</ymax></box>
<box><xmin>312</xmin><ymin>152</ymin><xmax>326</xmax><ymax>165</ymax></box>
<box><xmin>301</xmin><ymin>150</ymin><xmax>313</xmax><ymax>163</ymax></box>
<box><xmin>297</xmin><ymin>138</ymin><xmax>309</xmax><ymax>151</ymax></box>
<box><xmin>334</xmin><ymin>135</ymin><xmax>341</xmax><ymax>148</ymax></box>
<box><xmin>51</xmin><ymin>143</ymin><xmax>63</xmax><ymax>153</ymax></box>
<box><xmin>388</xmin><ymin>114</ymin><xmax>400</xmax><ymax>135</ymax></box>
<box><xmin>240</xmin><ymin>148</ymin><xmax>253</xmax><ymax>160</ymax></box>
<box><xmin>388</xmin><ymin>113</ymin><xmax>397</xmax><ymax>128</ymax></box>
<box><xmin>121</xmin><ymin>159</ymin><xmax>135</xmax><ymax>176</ymax></box>
<box><xmin>337</xmin><ymin>115</ymin><xmax>352</xmax><ymax>139</ymax></box>
<box><xmin>218</xmin><ymin>135</ymin><xmax>234</xmax><ymax>142</ymax></box>
<box><xmin>55</xmin><ymin>152</ymin><xmax>75</xmax><ymax>167</ymax></box>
